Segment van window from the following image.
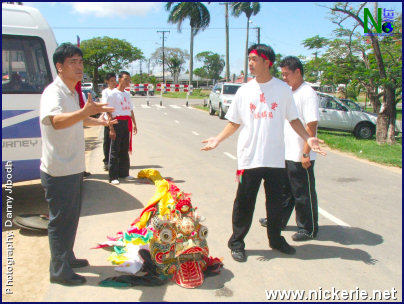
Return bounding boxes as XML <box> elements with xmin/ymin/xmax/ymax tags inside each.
<box><xmin>2</xmin><ymin>35</ymin><xmax>53</xmax><ymax>94</ymax></box>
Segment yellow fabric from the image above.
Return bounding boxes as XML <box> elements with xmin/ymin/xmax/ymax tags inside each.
<box><xmin>135</xmin><ymin>169</ymin><xmax>176</xmax><ymax>228</ymax></box>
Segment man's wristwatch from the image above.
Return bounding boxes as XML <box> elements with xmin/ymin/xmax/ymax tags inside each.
<box><xmin>302</xmin><ymin>153</ymin><xmax>310</xmax><ymax>158</ymax></box>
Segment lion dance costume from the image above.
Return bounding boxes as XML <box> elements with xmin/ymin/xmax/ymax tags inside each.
<box><xmin>96</xmin><ymin>169</ymin><xmax>223</xmax><ymax>288</ymax></box>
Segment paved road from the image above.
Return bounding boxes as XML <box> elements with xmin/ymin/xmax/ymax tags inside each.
<box><xmin>42</xmin><ymin>96</ymin><xmax>401</xmax><ymax>301</ymax></box>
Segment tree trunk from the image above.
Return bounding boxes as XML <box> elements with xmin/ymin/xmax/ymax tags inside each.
<box><xmin>386</xmin><ymin>86</ymin><xmax>396</xmax><ymax>144</ymax></box>
<box><xmin>368</xmin><ymin>90</ymin><xmax>381</xmax><ymax>113</ymax></box>
<box><xmin>244</xmin><ymin>18</ymin><xmax>250</xmax><ymax>83</ymax></box>
<box><xmin>189</xmin><ymin>29</ymin><xmax>194</xmax><ymax>86</ymax></box>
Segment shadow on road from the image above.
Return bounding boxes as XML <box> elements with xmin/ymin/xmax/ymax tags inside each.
<box><xmin>81</xmin><ymin>179</ymin><xmax>144</xmax><ymax>217</ymax></box>
<box><xmin>250</xmin><ymin>244</ymin><xmax>377</xmax><ymax>265</ymax></box>
<box><xmin>315</xmin><ymin>225</ymin><xmax>383</xmax><ymax>246</ymax></box>
<box><xmin>73</xmin><ymin>264</ymin><xmax>234</xmax><ymax>302</ymax></box>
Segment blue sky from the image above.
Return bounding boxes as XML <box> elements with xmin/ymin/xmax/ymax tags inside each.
<box><xmin>26</xmin><ymin>2</ymin><xmax>402</xmax><ymax>77</ymax></box>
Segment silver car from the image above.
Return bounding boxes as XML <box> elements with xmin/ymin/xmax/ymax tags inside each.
<box><xmin>317</xmin><ymin>92</ymin><xmax>377</xmax><ymax>139</ymax></box>
<box><xmin>209</xmin><ymin>83</ymin><xmax>242</xmax><ymax>119</ymax></box>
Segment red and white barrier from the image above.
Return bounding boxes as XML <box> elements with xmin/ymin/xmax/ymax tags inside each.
<box><xmin>156</xmin><ymin>83</ymin><xmax>193</xmax><ymax>92</ymax></box>
<box><xmin>131</xmin><ymin>84</ymin><xmax>154</xmax><ymax>92</ymax></box>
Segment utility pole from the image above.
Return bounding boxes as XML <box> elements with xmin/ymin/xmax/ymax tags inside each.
<box><xmin>257</xmin><ymin>27</ymin><xmax>260</xmax><ymax>44</ymax></box>
<box><xmin>220</xmin><ymin>2</ymin><xmax>230</xmax><ymax>81</ymax></box>
<box><xmin>157</xmin><ymin>30</ymin><xmax>170</xmax><ymax>83</ymax></box>
<box><xmin>139</xmin><ymin>60</ymin><xmax>143</xmax><ymax>83</ymax></box>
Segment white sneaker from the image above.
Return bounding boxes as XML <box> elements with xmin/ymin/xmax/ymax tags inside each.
<box><xmin>124</xmin><ymin>176</ymin><xmax>135</xmax><ymax>181</ymax></box>
<box><xmin>110</xmin><ymin>179</ymin><xmax>120</xmax><ymax>185</ymax></box>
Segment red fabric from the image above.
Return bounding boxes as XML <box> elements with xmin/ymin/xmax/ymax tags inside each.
<box><xmin>75</xmin><ymin>81</ymin><xmax>85</xmax><ymax>108</ymax></box>
<box><xmin>115</xmin><ymin>116</ymin><xmax>133</xmax><ymax>152</ymax></box>
<box><xmin>249</xmin><ymin>49</ymin><xmax>273</xmax><ymax>67</ymax></box>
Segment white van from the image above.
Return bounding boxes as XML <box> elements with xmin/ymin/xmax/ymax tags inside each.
<box><xmin>2</xmin><ymin>4</ymin><xmax>57</xmax><ymax>183</ymax></box>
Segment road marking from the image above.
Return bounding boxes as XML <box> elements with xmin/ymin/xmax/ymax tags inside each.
<box><xmin>224</xmin><ymin>152</ymin><xmax>237</xmax><ymax>160</ymax></box>
<box><xmin>156</xmin><ymin>105</ymin><xmax>165</xmax><ymax>109</ymax></box>
<box><xmin>169</xmin><ymin>105</ymin><xmax>181</xmax><ymax>109</ymax></box>
<box><xmin>318</xmin><ymin>207</ymin><xmax>351</xmax><ymax>227</ymax></box>
<box><xmin>192</xmin><ymin>131</ymin><xmax>199</xmax><ymax>136</ymax></box>
<box><xmin>174</xmin><ymin>120</ymin><xmax>180</xmax><ymax>124</ymax></box>
<box><xmin>141</xmin><ymin>105</ymin><xmax>151</xmax><ymax>108</ymax></box>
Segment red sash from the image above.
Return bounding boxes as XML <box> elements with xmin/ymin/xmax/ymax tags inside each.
<box><xmin>115</xmin><ymin>116</ymin><xmax>133</xmax><ymax>152</ymax></box>
<box><xmin>75</xmin><ymin>81</ymin><xmax>85</xmax><ymax>108</ymax></box>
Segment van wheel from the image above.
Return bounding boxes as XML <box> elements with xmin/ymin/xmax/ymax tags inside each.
<box><xmin>355</xmin><ymin>123</ymin><xmax>374</xmax><ymax>139</ymax></box>
<box><xmin>219</xmin><ymin>104</ymin><xmax>225</xmax><ymax>119</ymax></box>
<box><xmin>209</xmin><ymin>102</ymin><xmax>215</xmax><ymax>115</ymax></box>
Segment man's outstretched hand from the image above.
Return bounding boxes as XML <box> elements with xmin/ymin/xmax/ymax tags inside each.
<box><xmin>201</xmin><ymin>137</ymin><xmax>220</xmax><ymax>151</ymax></box>
<box><xmin>307</xmin><ymin>137</ymin><xmax>327</xmax><ymax>156</ymax></box>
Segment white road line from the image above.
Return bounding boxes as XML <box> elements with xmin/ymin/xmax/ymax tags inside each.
<box><xmin>156</xmin><ymin>105</ymin><xmax>166</xmax><ymax>109</ymax></box>
<box><xmin>318</xmin><ymin>207</ymin><xmax>351</xmax><ymax>227</ymax></box>
<box><xmin>224</xmin><ymin>152</ymin><xmax>237</xmax><ymax>160</ymax></box>
<box><xmin>192</xmin><ymin>131</ymin><xmax>199</xmax><ymax>136</ymax></box>
<box><xmin>141</xmin><ymin>105</ymin><xmax>151</xmax><ymax>108</ymax></box>
<box><xmin>174</xmin><ymin>120</ymin><xmax>180</xmax><ymax>124</ymax></box>
<box><xmin>169</xmin><ymin>105</ymin><xmax>181</xmax><ymax>109</ymax></box>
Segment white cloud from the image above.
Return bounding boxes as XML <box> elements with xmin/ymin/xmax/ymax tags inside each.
<box><xmin>69</xmin><ymin>2</ymin><xmax>161</xmax><ymax>18</ymax></box>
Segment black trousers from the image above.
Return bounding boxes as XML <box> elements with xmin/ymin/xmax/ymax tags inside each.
<box><xmin>109</xmin><ymin>120</ymin><xmax>130</xmax><ymax>181</ymax></box>
<box><xmin>282</xmin><ymin>160</ymin><xmax>319</xmax><ymax>237</ymax></box>
<box><xmin>103</xmin><ymin>126</ymin><xmax>111</xmax><ymax>166</ymax></box>
<box><xmin>40</xmin><ymin>170</ymin><xmax>83</xmax><ymax>280</ymax></box>
<box><xmin>228</xmin><ymin>167</ymin><xmax>286</xmax><ymax>251</ymax></box>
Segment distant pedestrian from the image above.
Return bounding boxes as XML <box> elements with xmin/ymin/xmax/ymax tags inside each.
<box><xmin>101</xmin><ymin>73</ymin><xmax>117</xmax><ymax>171</ymax></box>
<box><xmin>201</xmin><ymin>44</ymin><xmax>326</xmax><ymax>263</ymax></box>
<box><xmin>40</xmin><ymin>43</ymin><xmax>116</xmax><ymax>286</ymax></box>
<box><xmin>107</xmin><ymin>71</ymin><xmax>138</xmax><ymax>185</ymax></box>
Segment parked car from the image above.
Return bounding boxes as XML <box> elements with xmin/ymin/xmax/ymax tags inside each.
<box><xmin>339</xmin><ymin>98</ymin><xmax>365</xmax><ymax>112</ymax></box>
<box><xmin>209</xmin><ymin>83</ymin><xmax>242</xmax><ymax>119</ymax></box>
<box><xmin>317</xmin><ymin>92</ymin><xmax>377</xmax><ymax>139</ymax></box>
<box><xmin>338</xmin><ymin>97</ymin><xmax>402</xmax><ymax>134</ymax></box>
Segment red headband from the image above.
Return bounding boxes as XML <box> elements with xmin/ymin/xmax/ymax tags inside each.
<box><xmin>249</xmin><ymin>50</ymin><xmax>273</xmax><ymax>67</ymax></box>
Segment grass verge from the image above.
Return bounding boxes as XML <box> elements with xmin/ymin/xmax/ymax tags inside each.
<box><xmin>317</xmin><ymin>129</ymin><xmax>402</xmax><ymax>168</ymax></box>
<box><xmin>163</xmin><ymin>89</ymin><xmax>210</xmax><ymax>99</ymax></box>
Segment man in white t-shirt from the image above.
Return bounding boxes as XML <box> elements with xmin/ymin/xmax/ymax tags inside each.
<box><xmin>107</xmin><ymin>71</ymin><xmax>138</xmax><ymax>185</ymax></box>
<box><xmin>260</xmin><ymin>56</ymin><xmax>320</xmax><ymax>241</ymax></box>
<box><xmin>201</xmin><ymin>44</ymin><xmax>326</xmax><ymax>262</ymax></box>
<box><xmin>40</xmin><ymin>43</ymin><xmax>116</xmax><ymax>285</ymax></box>
<box><xmin>101</xmin><ymin>73</ymin><xmax>117</xmax><ymax>171</ymax></box>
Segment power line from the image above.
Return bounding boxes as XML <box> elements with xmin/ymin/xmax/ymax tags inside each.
<box><xmin>52</xmin><ymin>26</ymin><xmax>251</xmax><ymax>30</ymax></box>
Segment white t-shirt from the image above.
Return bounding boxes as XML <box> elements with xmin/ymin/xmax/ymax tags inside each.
<box><xmin>284</xmin><ymin>82</ymin><xmax>320</xmax><ymax>162</ymax></box>
<box><xmin>225</xmin><ymin>77</ymin><xmax>299</xmax><ymax>169</ymax></box>
<box><xmin>39</xmin><ymin>76</ymin><xmax>85</xmax><ymax>176</ymax></box>
<box><xmin>102</xmin><ymin>87</ymin><xmax>114</xmax><ymax>120</ymax></box>
<box><xmin>102</xmin><ymin>87</ymin><xmax>114</xmax><ymax>103</ymax></box>
<box><xmin>107</xmin><ymin>88</ymin><xmax>133</xmax><ymax>118</ymax></box>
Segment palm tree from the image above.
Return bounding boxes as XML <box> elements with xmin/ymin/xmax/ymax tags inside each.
<box><xmin>165</xmin><ymin>2</ymin><xmax>210</xmax><ymax>85</ymax></box>
<box><xmin>231</xmin><ymin>2</ymin><xmax>261</xmax><ymax>83</ymax></box>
